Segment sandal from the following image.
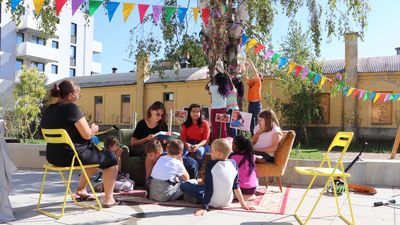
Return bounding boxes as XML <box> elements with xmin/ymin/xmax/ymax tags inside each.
<box><xmin>102</xmin><ymin>199</ymin><xmax>121</xmax><ymax>208</ymax></box>
<box><xmin>73</xmin><ymin>193</ymin><xmax>96</xmax><ymax>202</ymax></box>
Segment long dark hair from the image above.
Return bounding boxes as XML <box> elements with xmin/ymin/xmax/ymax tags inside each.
<box><xmin>232</xmin><ymin>76</ymin><xmax>244</xmax><ymax>98</ymax></box>
<box><xmin>50</xmin><ymin>79</ymin><xmax>79</xmax><ymax>99</ymax></box>
<box><xmin>183</xmin><ymin>103</ymin><xmax>204</xmax><ymax>128</ymax></box>
<box><xmin>146</xmin><ymin>101</ymin><xmax>167</xmax><ymax>126</ymax></box>
<box><xmin>231</xmin><ymin>135</ymin><xmax>255</xmax><ymax>176</ymax></box>
<box><xmin>214</xmin><ymin>72</ymin><xmax>230</xmax><ymax>97</ymax></box>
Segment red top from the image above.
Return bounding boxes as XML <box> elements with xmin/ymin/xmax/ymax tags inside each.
<box><xmin>180</xmin><ymin>120</ymin><xmax>210</xmax><ymax>142</ymax></box>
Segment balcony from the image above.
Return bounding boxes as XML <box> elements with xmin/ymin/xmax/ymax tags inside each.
<box><xmin>92</xmin><ymin>40</ymin><xmax>102</xmax><ymax>53</ymax></box>
<box><xmin>91</xmin><ymin>61</ymin><xmax>102</xmax><ymax>74</ymax></box>
<box><xmin>17</xmin><ymin>14</ymin><xmax>41</xmax><ymax>36</ymax></box>
<box><xmin>16</xmin><ymin>42</ymin><xmax>58</xmax><ymax>63</ymax></box>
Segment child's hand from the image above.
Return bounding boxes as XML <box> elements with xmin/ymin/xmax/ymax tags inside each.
<box><xmin>196</xmin><ymin>178</ymin><xmax>204</xmax><ymax>185</ymax></box>
<box><xmin>241</xmin><ymin>204</ymin><xmax>256</xmax><ymax>211</ymax></box>
<box><xmin>194</xmin><ymin>209</ymin><xmax>207</xmax><ymax>216</ymax></box>
<box><xmin>115</xmin><ymin>147</ymin><xmax>123</xmax><ymax>157</ymax></box>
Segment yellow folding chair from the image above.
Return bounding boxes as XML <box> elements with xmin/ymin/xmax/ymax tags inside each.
<box><xmin>37</xmin><ymin>129</ymin><xmax>102</xmax><ymax>219</ymax></box>
<box><xmin>294</xmin><ymin>132</ymin><xmax>355</xmax><ymax>225</ymax></box>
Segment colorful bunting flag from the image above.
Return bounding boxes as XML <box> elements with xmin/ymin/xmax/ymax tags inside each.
<box><xmin>338</xmin><ymin>81</ymin><xmax>345</xmax><ymax>91</ymax></box>
<box><xmin>393</xmin><ymin>94</ymin><xmax>400</xmax><ymax>101</ymax></box>
<box><xmin>278</xmin><ymin>58</ymin><xmax>288</xmax><ymax>70</ymax></box>
<box><xmin>369</xmin><ymin>92</ymin><xmax>376</xmax><ymax>101</ymax></box>
<box><xmin>72</xmin><ymin>0</ymin><xmax>84</xmax><ymax>15</ymax></box>
<box><xmin>388</xmin><ymin>94</ymin><xmax>394</xmax><ymax>101</ymax></box>
<box><xmin>33</xmin><ymin>0</ymin><xmax>45</xmax><ymax>15</ymax></box>
<box><xmin>89</xmin><ymin>0</ymin><xmax>102</xmax><ymax>16</ymax></box>
<box><xmin>151</xmin><ymin>5</ymin><xmax>162</xmax><ymax>24</ymax></box>
<box><xmin>319</xmin><ymin>77</ymin><xmax>327</xmax><ymax>89</ymax></box>
<box><xmin>313</xmin><ymin>74</ymin><xmax>321</xmax><ymax>84</ymax></box>
<box><xmin>193</xmin><ymin>8</ymin><xmax>199</xmax><ymax>23</ymax></box>
<box><xmin>11</xmin><ymin>0</ymin><xmax>22</xmax><ymax>12</ymax></box>
<box><xmin>264</xmin><ymin>49</ymin><xmax>274</xmax><ymax>60</ymax></box>
<box><xmin>346</xmin><ymin>87</ymin><xmax>354</xmax><ymax>96</ymax></box>
<box><xmin>373</xmin><ymin>93</ymin><xmax>381</xmax><ymax>103</ymax></box>
<box><xmin>165</xmin><ymin>6</ymin><xmax>176</xmax><ymax>23</ymax></box>
<box><xmin>246</xmin><ymin>39</ymin><xmax>257</xmax><ymax>52</ymax></box>
<box><xmin>384</xmin><ymin>94</ymin><xmax>391</xmax><ymax>102</ymax></box>
<box><xmin>295</xmin><ymin>65</ymin><xmax>302</xmax><ymax>76</ymax></box>
<box><xmin>271</xmin><ymin>53</ymin><xmax>280</xmax><ymax>63</ymax></box>
<box><xmin>307</xmin><ymin>71</ymin><xmax>315</xmax><ymax>81</ymax></box>
<box><xmin>342</xmin><ymin>86</ymin><xmax>350</xmax><ymax>96</ymax></box>
<box><xmin>301</xmin><ymin>68</ymin><xmax>309</xmax><ymax>79</ymax></box>
<box><xmin>55</xmin><ymin>0</ymin><xmax>67</xmax><ymax>16</ymax></box>
<box><xmin>201</xmin><ymin>8</ymin><xmax>210</xmax><ymax>26</ymax></box>
<box><xmin>123</xmin><ymin>3</ymin><xmax>135</xmax><ymax>23</ymax></box>
<box><xmin>254</xmin><ymin>44</ymin><xmax>265</xmax><ymax>54</ymax></box>
<box><xmin>178</xmin><ymin>7</ymin><xmax>188</xmax><ymax>24</ymax></box>
<box><xmin>107</xmin><ymin>2</ymin><xmax>120</xmax><ymax>22</ymax></box>
<box><xmin>358</xmin><ymin>90</ymin><xmax>365</xmax><ymax>100</ymax></box>
<box><xmin>138</xmin><ymin>4</ymin><xmax>150</xmax><ymax>23</ymax></box>
<box><xmin>241</xmin><ymin>33</ymin><xmax>249</xmax><ymax>46</ymax></box>
<box><xmin>351</xmin><ymin>88</ymin><xmax>360</xmax><ymax>98</ymax></box>
<box><xmin>363</xmin><ymin>92</ymin><xmax>369</xmax><ymax>101</ymax></box>
<box><xmin>287</xmin><ymin>62</ymin><xmax>296</xmax><ymax>75</ymax></box>
<box><xmin>336</xmin><ymin>73</ymin><xmax>343</xmax><ymax>80</ymax></box>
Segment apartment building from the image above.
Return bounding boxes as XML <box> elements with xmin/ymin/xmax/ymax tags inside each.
<box><xmin>0</xmin><ymin>1</ymin><xmax>102</xmax><ymax>86</ymax></box>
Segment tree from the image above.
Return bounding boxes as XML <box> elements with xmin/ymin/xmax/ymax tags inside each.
<box><xmin>12</xmin><ymin>66</ymin><xmax>47</xmax><ymax>141</ymax></box>
<box><xmin>4</xmin><ymin>0</ymin><xmax>370</xmax><ymax>79</ymax></box>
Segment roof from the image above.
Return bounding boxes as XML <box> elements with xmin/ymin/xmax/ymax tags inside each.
<box><xmin>322</xmin><ymin>55</ymin><xmax>400</xmax><ymax>74</ymax></box>
<box><xmin>59</xmin><ymin>67</ymin><xmax>209</xmax><ymax>88</ymax></box>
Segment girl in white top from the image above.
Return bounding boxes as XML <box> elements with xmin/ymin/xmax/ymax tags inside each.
<box><xmin>252</xmin><ymin>109</ymin><xmax>283</xmax><ymax>163</ymax></box>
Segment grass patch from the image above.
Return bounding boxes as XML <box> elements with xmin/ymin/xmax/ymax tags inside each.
<box><xmin>21</xmin><ymin>139</ymin><xmax>46</xmax><ymax>144</ymax></box>
<box><xmin>290</xmin><ymin>144</ymin><xmax>324</xmax><ymax>160</ymax></box>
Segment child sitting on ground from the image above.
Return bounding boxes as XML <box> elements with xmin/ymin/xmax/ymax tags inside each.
<box><xmin>148</xmin><ymin>139</ymin><xmax>190</xmax><ymax>202</ymax></box>
<box><xmin>230</xmin><ymin>135</ymin><xmax>258</xmax><ymax>200</ymax></box>
<box><xmin>104</xmin><ymin>136</ymin><xmax>124</xmax><ymax>172</ymax></box>
<box><xmin>144</xmin><ymin>140</ymin><xmax>164</xmax><ymax>182</ymax></box>
<box><xmin>180</xmin><ymin>138</ymin><xmax>255</xmax><ymax>216</ymax></box>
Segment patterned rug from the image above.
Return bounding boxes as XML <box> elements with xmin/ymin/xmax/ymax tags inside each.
<box><xmin>118</xmin><ymin>186</ymin><xmax>290</xmax><ymax>214</ymax></box>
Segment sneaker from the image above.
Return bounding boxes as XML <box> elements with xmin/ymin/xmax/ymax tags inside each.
<box><xmin>183</xmin><ymin>194</ymin><xmax>198</xmax><ymax>204</ymax></box>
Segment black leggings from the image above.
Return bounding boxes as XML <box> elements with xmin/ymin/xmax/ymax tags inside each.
<box><xmin>46</xmin><ymin>142</ymin><xmax>118</xmax><ymax>169</ymax></box>
<box><xmin>254</xmin><ymin>151</ymin><xmax>275</xmax><ymax>163</ymax></box>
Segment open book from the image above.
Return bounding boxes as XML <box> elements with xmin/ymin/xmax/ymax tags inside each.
<box><xmin>153</xmin><ymin>131</ymin><xmax>180</xmax><ymax>140</ymax></box>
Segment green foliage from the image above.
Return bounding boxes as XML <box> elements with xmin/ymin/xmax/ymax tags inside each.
<box><xmin>12</xmin><ymin>66</ymin><xmax>47</xmax><ymax>141</ymax></box>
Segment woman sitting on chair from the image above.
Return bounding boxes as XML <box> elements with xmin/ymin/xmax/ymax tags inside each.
<box><xmin>40</xmin><ymin>79</ymin><xmax>118</xmax><ymax>208</ymax></box>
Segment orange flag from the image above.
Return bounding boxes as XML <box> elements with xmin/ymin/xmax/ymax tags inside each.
<box><xmin>123</xmin><ymin>3</ymin><xmax>135</xmax><ymax>23</ymax></box>
<box><xmin>193</xmin><ymin>8</ymin><xmax>199</xmax><ymax>23</ymax></box>
<box><xmin>33</xmin><ymin>0</ymin><xmax>45</xmax><ymax>15</ymax></box>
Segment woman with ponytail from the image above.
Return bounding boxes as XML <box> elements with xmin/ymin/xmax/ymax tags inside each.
<box><xmin>40</xmin><ymin>79</ymin><xmax>119</xmax><ymax>207</ymax></box>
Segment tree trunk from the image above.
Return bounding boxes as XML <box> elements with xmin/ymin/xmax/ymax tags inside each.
<box><xmin>200</xmin><ymin>0</ymin><xmax>247</xmax><ymax>78</ymax></box>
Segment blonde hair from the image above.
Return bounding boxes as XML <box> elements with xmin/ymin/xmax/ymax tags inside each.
<box><xmin>211</xmin><ymin>138</ymin><xmax>232</xmax><ymax>159</ymax></box>
<box><xmin>145</xmin><ymin>140</ymin><xmax>163</xmax><ymax>154</ymax></box>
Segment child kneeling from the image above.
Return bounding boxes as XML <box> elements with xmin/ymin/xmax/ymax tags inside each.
<box><xmin>180</xmin><ymin>138</ymin><xmax>255</xmax><ymax>216</ymax></box>
<box><xmin>148</xmin><ymin>139</ymin><xmax>189</xmax><ymax>202</ymax></box>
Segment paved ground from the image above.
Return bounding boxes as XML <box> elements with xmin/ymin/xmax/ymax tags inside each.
<box><xmin>3</xmin><ymin>169</ymin><xmax>400</xmax><ymax>225</ymax></box>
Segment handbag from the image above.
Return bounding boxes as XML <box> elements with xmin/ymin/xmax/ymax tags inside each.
<box><xmin>90</xmin><ymin>135</ymin><xmax>103</xmax><ymax>151</ymax></box>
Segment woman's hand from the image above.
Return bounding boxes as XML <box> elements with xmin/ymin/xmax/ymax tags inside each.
<box><xmin>191</xmin><ymin>144</ymin><xmax>200</xmax><ymax>152</ymax></box>
<box><xmin>145</xmin><ymin>134</ymin><xmax>154</xmax><ymax>141</ymax></box>
<box><xmin>90</xmin><ymin>123</ymin><xmax>99</xmax><ymax>134</ymax></box>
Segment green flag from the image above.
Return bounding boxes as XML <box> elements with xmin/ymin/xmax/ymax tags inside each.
<box><xmin>165</xmin><ymin>6</ymin><xmax>176</xmax><ymax>23</ymax></box>
<box><xmin>271</xmin><ymin>53</ymin><xmax>281</xmax><ymax>63</ymax></box>
<box><xmin>89</xmin><ymin>0</ymin><xmax>102</xmax><ymax>16</ymax></box>
<box><xmin>363</xmin><ymin>92</ymin><xmax>369</xmax><ymax>101</ymax></box>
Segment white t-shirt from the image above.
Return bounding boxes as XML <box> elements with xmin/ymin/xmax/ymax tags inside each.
<box><xmin>253</xmin><ymin>125</ymin><xmax>282</xmax><ymax>157</ymax></box>
<box><xmin>150</xmin><ymin>155</ymin><xmax>186</xmax><ymax>181</ymax></box>
<box><xmin>209</xmin><ymin>84</ymin><xmax>226</xmax><ymax>109</ymax></box>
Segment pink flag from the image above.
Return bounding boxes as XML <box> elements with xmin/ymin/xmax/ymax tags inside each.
<box><xmin>264</xmin><ymin>49</ymin><xmax>274</xmax><ymax>60</ymax></box>
<box><xmin>152</xmin><ymin>5</ymin><xmax>162</xmax><ymax>24</ymax></box>
<box><xmin>302</xmin><ymin>68</ymin><xmax>309</xmax><ymax>79</ymax></box>
<box><xmin>358</xmin><ymin>90</ymin><xmax>365</xmax><ymax>100</ymax></box>
<box><xmin>72</xmin><ymin>0</ymin><xmax>84</xmax><ymax>15</ymax></box>
<box><xmin>383</xmin><ymin>94</ymin><xmax>390</xmax><ymax>102</ymax></box>
<box><xmin>138</xmin><ymin>4</ymin><xmax>150</xmax><ymax>23</ymax></box>
<box><xmin>56</xmin><ymin>0</ymin><xmax>67</xmax><ymax>16</ymax></box>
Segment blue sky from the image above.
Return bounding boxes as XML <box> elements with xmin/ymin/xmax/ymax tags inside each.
<box><xmin>93</xmin><ymin>0</ymin><xmax>400</xmax><ymax>74</ymax></box>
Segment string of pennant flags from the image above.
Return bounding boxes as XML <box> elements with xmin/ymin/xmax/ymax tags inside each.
<box><xmin>9</xmin><ymin>0</ymin><xmax>212</xmax><ymax>25</ymax></box>
<box><xmin>242</xmin><ymin>33</ymin><xmax>400</xmax><ymax>104</ymax></box>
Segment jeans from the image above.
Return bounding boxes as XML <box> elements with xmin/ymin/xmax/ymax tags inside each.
<box><xmin>183</xmin><ymin>141</ymin><xmax>210</xmax><ymax>169</ymax></box>
<box><xmin>182</xmin><ymin>155</ymin><xmax>199</xmax><ymax>179</ymax></box>
<box><xmin>180</xmin><ymin>182</ymin><xmax>205</xmax><ymax>202</ymax></box>
<box><xmin>248</xmin><ymin>101</ymin><xmax>262</xmax><ymax>135</ymax></box>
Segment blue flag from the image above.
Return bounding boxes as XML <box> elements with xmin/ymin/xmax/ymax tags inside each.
<box><xmin>178</xmin><ymin>7</ymin><xmax>188</xmax><ymax>24</ymax></box>
<box><xmin>107</xmin><ymin>2</ymin><xmax>120</xmax><ymax>22</ymax></box>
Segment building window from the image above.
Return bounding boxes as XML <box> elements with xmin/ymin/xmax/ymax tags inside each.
<box><xmin>52</xmin><ymin>40</ymin><xmax>59</xmax><ymax>49</ymax></box>
<box><xmin>313</xmin><ymin>93</ymin><xmax>330</xmax><ymax>124</ymax></box>
<box><xmin>94</xmin><ymin>96</ymin><xmax>104</xmax><ymax>123</ymax></box>
<box><xmin>16</xmin><ymin>32</ymin><xmax>24</xmax><ymax>43</ymax></box>
<box><xmin>16</xmin><ymin>58</ymin><xmax>23</xmax><ymax>70</ymax></box>
<box><xmin>31</xmin><ymin>35</ymin><xmax>45</xmax><ymax>46</ymax></box>
<box><xmin>163</xmin><ymin>92</ymin><xmax>174</xmax><ymax>101</ymax></box>
<box><xmin>121</xmin><ymin>95</ymin><xmax>131</xmax><ymax>123</ymax></box>
<box><xmin>31</xmin><ymin>61</ymin><xmax>44</xmax><ymax>72</ymax></box>
<box><xmin>371</xmin><ymin>92</ymin><xmax>392</xmax><ymax>125</ymax></box>
<box><xmin>69</xmin><ymin>68</ymin><xmax>76</xmax><ymax>77</ymax></box>
<box><xmin>71</xmin><ymin>23</ymin><xmax>77</xmax><ymax>44</ymax></box>
<box><xmin>51</xmin><ymin>64</ymin><xmax>58</xmax><ymax>74</ymax></box>
<box><xmin>70</xmin><ymin>46</ymin><xmax>76</xmax><ymax>66</ymax></box>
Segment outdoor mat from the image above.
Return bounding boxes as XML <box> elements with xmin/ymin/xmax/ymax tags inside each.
<box><xmin>118</xmin><ymin>186</ymin><xmax>290</xmax><ymax>214</ymax></box>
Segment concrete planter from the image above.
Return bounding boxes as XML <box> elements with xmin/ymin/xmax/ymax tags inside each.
<box><xmin>7</xmin><ymin>143</ymin><xmax>46</xmax><ymax>169</ymax></box>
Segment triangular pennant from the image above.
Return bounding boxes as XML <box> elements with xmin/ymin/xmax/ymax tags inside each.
<box><xmin>72</xmin><ymin>0</ymin><xmax>85</xmax><ymax>15</ymax></box>
<box><xmin>33</xmin><ymin>0</ymin><xmax>45</xmax><ymax>15</ymax></box>
<box><xmin>319</xmin><ymin>77</ymin><xmax>327</xmax><ymax>89</ymax></box>
<box><xmin>313</xmin><ymin>74</ymin><xmax>321</xmax><ymax>84</ymax></box>
<box><xmin>342</xmin><ymin>86</ymin><xmax>350</xmax><ymax>96</ymax></box>
<box><xmin>393</xmin><ymin>94</ymin><xmax>400</xmax><ymax>101</ymax></box>
<box><xmin>373</xmin><ymin>93</ymin><xmax>381</xmax><ymax>103</ymax></box>
<box><xmin>338</xmin><ymin>81</ymin><xmax>345</xmax><ymax>91</ymax></box>
<box><xmin>264</xmin><ymin>49</ymin><xmax>274</xmax><ymax>60</ymax></box>
<box><xmin>351</xmin><ymin>88</ymin><xmax>360</xmax><ymax>98</ymax></box>
<box><xmin>178</xmin><ymin>7</ymin><xmax>188</xmax><ymax>24</ymax></box>
<box><xmin>193</xmin><ymin>8</ymin><xmax>199</xmax><ymax>23</ymax></box>
<box><xmin>55</xmin><ymin>0</ymin><xmax>67</xmax><ymax>15</ymax></box>
<box><xmin>287</xmin><ymin>62</ymin><xmax>296</xmax><ymax>75</ymax></box>
<box><xmin>123</xmin><ymin>3</ymin><xmax>135</xmax><ymax>23</ymax></box>
<box><xmin>241</xmin><ymin>33</ymin><xmax>249</xmax><ymax>46</ymax></box>
<box><xmin>245</xmin><ymin>39</ymin><xmax>258</xmax><ymax>51</ymax></box>
<box><xmin>307</xmin><ymin>71</ymin><xmax>315</xmax><ymax>81</ymax></box>
<box><xmin>346</xmin><ymin>87</ymin><xmax>354</xmax><ymax>96</ymax></box>
<box><xmin>89</xmin><ymin>0</ymin><xmax>102</xmax><ymax>16</ymax></box>
<box><xmin>301</xmin><ymin>68</ymin><xmax>309</xmax><ymax>79</ymax></box>
<box><xmin>254</xmin><ymin>43</ymin><xmax>265</xmax><ymax>54</ymax></box>
<box><xmin>138</xmin><ymin>4</ymin><xmax>150</xmax><ymax>23</ymax></box>
<box><xmin>388</xmin><ymin>94</ymin><xmax>394</xmax><ymax>101</ymax></box>
<box><xmin>201</xmin><ymin>8</ymin><xmax>210</xmax><ymax>26</ymax></box>
<box><xmin>295</xmin><ymin>65</ymin><xmax>302</xmax><ymax>77</ymax></box>
<box><xmin>165</xmin><ymin>6</ymin><xmax>177</xmax><ymax>23</ymax></box>
<box><xmin>278</xmin><ymin>58</ymin><xmax>288</xmax><ymax>70</ymax></box>
<box><xmin>369</xmin><ymin>92</ymin><xmax>376</xmax><ymax>100</ymax></box>
<box><xmin>11</xmin><ymin>0</ymin><xmax>22</xmax><ymax>12</ymax></box>
<box><xmin>107</xmin><ymin>2</ymin><xmax>120</xmax><ymax>22</ymax></box>
<box><xmin>271</xmin><ymin>53</ymin><xmax>280</xmax><ymax>63</ymax></box>
<box><xmin>335</xmin><ymin>73</ymin><xmax>343</xmax><ymax>80</ymax></box>
<box><xmin>358</xmin><ymin>90</ymin><xmax>365</xmax><ymax>100</ymax></box>
<box><xmin>363</xmin><ymin>92</ymin><xmax>369</xmax><ymax>101</ymax></box>
<box><xmin>383</xmin><ymin>94</ymin><xmax>391</xmax><ymax>102</ymax></box>
<box><xmin>152</xmin><ymin>5</ymin><xmax>162</xmax><ymax>24</ymax></box>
